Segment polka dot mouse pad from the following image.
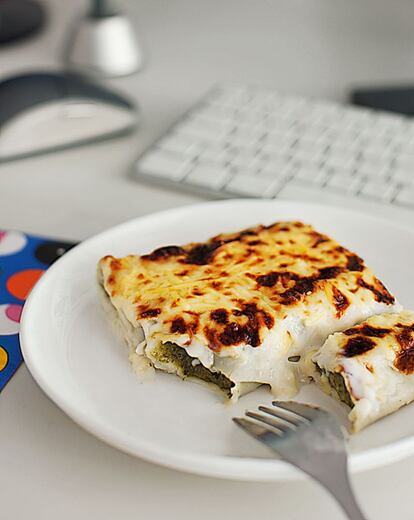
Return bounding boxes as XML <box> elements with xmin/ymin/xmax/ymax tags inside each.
<box><xmin>0</xmin><ymin>231</ymin><xmax>76</xmax><ymax>391</ymax></box>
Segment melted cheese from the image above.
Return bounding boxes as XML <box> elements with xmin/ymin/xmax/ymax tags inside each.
<box><xmin>98</xmin><ymin>221</ymin><xmax>400</xmax><ymax>400</ymax></box>
<box><xmin>313</xmin><ymin>311</ymin><xmax>414</xmax><ymax>431</ymax></box>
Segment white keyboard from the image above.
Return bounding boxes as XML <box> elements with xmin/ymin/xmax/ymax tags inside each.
<box><xmin>133</xmin><ymin>84</ymin><xmax>414</xmax><ymax>211</ymax></box>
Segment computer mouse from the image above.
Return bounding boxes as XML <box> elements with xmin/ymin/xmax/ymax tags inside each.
<box><xmin>0</xmin><ymin>71</ymin><xmax>138</xmax><ymax>161</ymax></box>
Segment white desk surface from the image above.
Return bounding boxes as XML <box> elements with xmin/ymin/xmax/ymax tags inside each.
<box><xmin>2</xmin><ymin>1</ymin><xmax>414</xmax><ymax>518</ymax></box>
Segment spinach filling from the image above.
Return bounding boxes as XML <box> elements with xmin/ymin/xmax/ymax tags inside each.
<box><xmin>315</xmin><ymin>363</ymin><xmax>354</xmax><ymax>409</ymax></box>
<box><xmin>152</xmin><ymin>341</ymin><xmax>235</xmax><ymax>397</ymax></box>
<box><xmin>327</xmin><ymin>371</ymin><xmax>354</xmax><ymax>408</ymax></box>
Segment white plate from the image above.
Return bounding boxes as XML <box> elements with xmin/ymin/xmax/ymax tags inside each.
<box><xmin>21</xmin><ymin>199</ymin><xmax>414</xmax><ymax>481</ymax></box>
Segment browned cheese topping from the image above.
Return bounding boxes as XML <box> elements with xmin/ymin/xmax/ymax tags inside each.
<box><xmin>339</xmin><ymin>314</ymin><xmax>414</xmax><ymax>375</ymax></box>
<box><xmin>99</xmin><ymin>221</ymin><xmax>395</xmax><ymax>353</ymax></box>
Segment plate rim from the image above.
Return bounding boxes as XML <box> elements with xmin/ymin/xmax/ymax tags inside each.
<box><xmin>20</xmin><ymin>198</ymin><xmax>414</xmax><ymax>481</ymax></box>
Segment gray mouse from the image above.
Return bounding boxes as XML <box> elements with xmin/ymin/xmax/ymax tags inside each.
<box><xmin>0</xmin><ymin>71</ymin><xmax>137</xmax><ymax>161</ymax></box>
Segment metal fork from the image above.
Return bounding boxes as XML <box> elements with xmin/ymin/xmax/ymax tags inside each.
<box><xmin>234</xmin><ymin>401</ymin><xmax>367</xmax><ymax>520</ymax></box>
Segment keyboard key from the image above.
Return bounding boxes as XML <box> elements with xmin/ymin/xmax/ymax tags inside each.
<box><xmin>264</xmin><ymin>116</ymin><xmax>295</xmax><ymax>133</ymax></box>
<box><xmin>259</xmin><ymin>154</ymin><xmax>294</xmax><ymax>177</ymax></box>
<box><xmin>359</xmin><ymin>180</ymin><xmax>398</xmax><ymax>202</ymax></box>
<box><xmin>262</xmin><ymin>140</ymin><xmax>296</xmax><ymax>158</ymax></box>
<box><xmin>374</xmin><ymin>113</ymin><xmax>407</xmax><ymax>132</ymax></box>
<box><xmin>138</xmin><ymin>150</ymin><xmax>192</xmax><ymax>180</ymax></box>
<box><xmin>290</xmin><ymin>148</ymin><xmax>324</xmax><ymax>166</ymax></box>
<box><xmin>198</xmin><ymin>144</ymin><xmax>230</xmax><ymax>165</ymax></box>
<box><xmin>325</xmin><ymin>172</ymin><xmax>361</xmax><ymax>194</ymax></box>
<box><xmin>355</xmin><ymin>161</ymin><xmax>391</xmax><ymax>180</ymax></box>
<box><xmin>327</xmin><ymin>129</ymin><xmax>359</xmax><ymax>147</ymax></box>
<box><xmin>227</xmin><ymin>131</ymin><xmax>262</xmax><ymax>148</ymax></box>
<box><xmin>323</xmin><ymin>153</ymin><xmax>357</xmax><ymax>171</ymax></box>
<box><xmin>159</xmin><ymin>134</ymin><xmax>200</xmax><ymax>156</ymax></box>
<box><xmin>394</xmin><ymin>152</ymin><xmax>414</xmax><ymax>170</ymax></box>
<box><xmin>362</xmin><ymin>143</ymin><xmax>393</xmax><ymax>158</ymax></box>
<box><xmin>294</xmin><ymin>165</ymin><xmax>328</xmax><ymax>185</ymax></box>
<box><xmin>260</xmin><ymin>162</ymin><xmax>294</xmax><ymax>179</ymax></box>
<box><xmin>341</xmin><ymin>108</ymin><xmax>374</xmax><ymax>127</ymax></box>
<box><xmin>225</xmin><ymin>173</ymin><xmax>282</xmax><ymax>197</ymax></box>
<box><xmin>228</xmin><ymin>152</ymin><xmax>261</xmax><ymax>171</ymax></box>
<box><xmin>232</xmin><ymin>119</ymin><xmax>266</xmax><ymax>135</ymax></box>
<box><xmin>193</xmin><ymin>103</ymin><xmax>235</xmax><ymax>123</ymax></box>
<box><xmin>263</xmin><ymin>129</ymin><xmax>298</xmax><ymax>148</ymax></box>
<box><xmin>294</xmin><ymin>132</ymin><xmax>330</xmax><ymax>148</ymax></box>
<box><xmin>395</xmin><ymin>186</ymin><xmax>414</xmax><ymax>207</ymax></box>
<box><xmin>390</xmin><ymin>167</ymin><xmax>414</xmax><ymax>185</ymax></box>
<box><xmin>186</xmin><ymin>164</ymin><xmax>231</xmax><ymax>189</ymax></box>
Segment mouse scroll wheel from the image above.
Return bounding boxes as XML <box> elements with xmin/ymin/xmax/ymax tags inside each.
<box><xmin>62</xmin><ymin>102</ymin><xmax>95</xmax><ymax>118</ymax></box>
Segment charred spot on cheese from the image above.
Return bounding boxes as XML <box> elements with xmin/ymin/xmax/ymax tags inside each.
<box><xmin>395</xmin><ymin>322</ymin><xmax>414</xmax><ymax>329</ymax></box>
<box><xmin>277</xmin><ymin>265</ymin><xmax>348</xmax><ymax>305</ymax></box>
<box><xmin>343</xmin><ymin>324</ymin><xmax>390</xmax><ymax>337</ymax></box>
<box><xmin>210</xmin><ymin>308</ymin><xmax>229</xmax><ymax>324</ymax></box>
<box><xmin>331</xmin><ymin>286</ymin><xmax>349</xmax><ymax>317</ymax></box>
<box><xmin>256</xmin><ymin>271</ymin><xmax>279</xmax><ymax>287</ymax></box>
<box><xmin>343</xmin><ymin>336</ymin><xmax>376</xmax><ymax>357</ymax></box>
<box><xmin>346</xmin><ymin>254</ymin><xmax>364</xmax><ymax>272</ymax></box>
<box><xmin>138</xmin><ymin>308</ymin><xmax>161</xmax><ymax>319</ymax></box>
<box><xmin>358</xmin><ymin>277</ymin><xmax>395</xmax><ymax>305</ymax></box>
<box><xmin>218</xmin><ymin>322</ymin><xmax>250</xmax><ymax>346</ymax></box>
<box><xmin>152</xmin><ymin>342</ymin><xmax>234</xmax><ymax>397</ymax></box>
<box><xmin>263</xmin><ymin>313</ymin><xmax>274</xmax><ymax>329</ymax></box>
<box><xmin>170</xmin><ymin>317</ymin><xmax>187</xmax><ymax>334</ymax></box>
<box><xmin>205</xmin><ymin>302</ymin><xmax>273</xmax><ymax>350</ymax></box>
<box><xmin>239</xmin><ymin>228</ymin><xmax>259</xmax><ymax>237</ymax></box>
<box><xmin>280</xmin><ymin>277</ymin><xmax>316</xmax><ymax>304</ymax></box>
<box><xmin>184</xmin><ymin>241</ymin><xmax>223</xmax><ymax>265</ymax></box>
<box><xmin>394</xmin><ymin>327</ymin><xmax>414</xmax><ymax>374</ymax></box>
<box><xmin>239</xmin><ymin>302</ymin><xmax>274</xmax><ymax>330</ymax></box>
<box><xmin>318</xmin><ymin>266</ymin><xmax>344</xmax><ymax>279</ymax></box>
<box><xmin>143</xmin><ymin>245</ymin><xmax>185</xmax><ymax>261</ymax></box>
<box><xmin>310</xmin><ymin>233</ymin><xmax>329</xmax><ymax>248</ymax></box>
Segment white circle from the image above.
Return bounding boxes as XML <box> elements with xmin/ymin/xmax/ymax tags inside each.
<box><xmin>19</xmin><ymin>200</ymin><xmax>414</xmax><ymax>481</ymax></box>
<box><xmin>0</xmin><ymin>231</ymin><xmax>27</xmax><ymax>256</ymax></box>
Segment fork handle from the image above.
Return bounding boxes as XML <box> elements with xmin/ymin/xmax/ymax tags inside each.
<box><xmin>318</xmin><ymin>469</ymin><xmax>368</xmax><ymax>520</ymax></box>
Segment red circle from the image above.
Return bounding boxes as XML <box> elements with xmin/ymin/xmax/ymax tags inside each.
<box><xmin>6</xmin><ymin>269</ymin><xmax>44</xmax><ymax>301</ymax></box>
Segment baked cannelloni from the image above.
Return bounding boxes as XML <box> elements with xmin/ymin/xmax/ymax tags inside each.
<box><xmin>97</xmin><ymin>221</ymin><xmax>400</xmax><ymax>402</ymax></box>
<box><xmin>312</xmin><ymin>311</ymin><xmax>414</xmax><ymax>431</ymax></box>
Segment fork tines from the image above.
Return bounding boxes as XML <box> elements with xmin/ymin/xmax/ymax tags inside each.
<box><xmin>233</xmin><ymin>400</ymin><xmax>325</xmax><ymax>438</ymax></box>
<box><xmin>233</xmin><ymin>401</ymin><xmax>366</xmax><ymax>519</ymax></box>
